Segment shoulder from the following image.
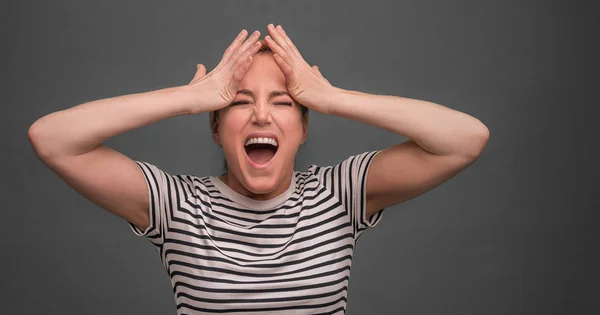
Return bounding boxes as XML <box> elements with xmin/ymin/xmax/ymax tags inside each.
<box><xmin>304</xmin><ymin>151</ymin><xmax>381</xmax><ymax>179</ymax></box>
<box><xmin>135</xmin><ymin>160</ymin><xmax>211</xmax><ymax>192</ymax></box>
<box><xmin>298</xmin><ymin>150</ymin><xmax>381</xmax><ymax>195</ymax></box>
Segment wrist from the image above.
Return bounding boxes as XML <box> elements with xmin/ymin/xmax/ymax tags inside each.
<box><xmin>327</xmin><ymin>87</ymin><xmax>354</xmax><ymax>116</ymax></box>
<box><xmin>170</xmin><ymin>84</ymin><xmax>203</xmax><ymax>115</ymax></box>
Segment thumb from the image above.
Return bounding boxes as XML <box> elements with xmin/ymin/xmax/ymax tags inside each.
<box><xmin>312</xmin><ymin>65</ymin><xmax>330</xmax><ymax>83</ymax></box>
<box><xmin>311</xmin><ymin>65</ymin><xmax>321</xmax><ymax>75</ymax></box>
<box><xmin>190</xmin><ymin>64</ymin><xmax>207</xmax><ymax>83</ymax></box>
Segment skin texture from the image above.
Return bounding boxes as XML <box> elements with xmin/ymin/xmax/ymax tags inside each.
<box><xmin>206</xmin><ymin>25</ymin><xmax>338</xmax><ymax>202</ymax></box>
<box><xmin>28</xmin><ymin>24</ymin><xmax>489</xmax><ymax>233</ymax></box>
<box><xmin>212</xmin><ymin>53</ymin><xmax>308</xmax><ymax>200</ymax></box>
<box><xmin>27</xmin><ymin>29</ymin><xmax>267</xmax><ymax>231</ymax></box>
<box><xmin>211</xmin><ymin>24</ymin><xmax>489</xmax><ymax>213</ymax></box>
<box><xmin>230</xmin><ymin>24</ymin><xmax>489</xmax><ymax>216</ymax></box>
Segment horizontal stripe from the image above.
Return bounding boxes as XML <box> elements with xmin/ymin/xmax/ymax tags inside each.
<box><xmin>176</xmin><ymin>286</ymin><xmax>347</xmax><ymax>304</ymax></box>
<box><xmin>165</xmin><ymin>232</ymin><xmax>353</xmax><ymax>263</ymax></box>
<box><xmin>177</xmin><ymin>296</ymin><xmax>347</xmax><ymax>314</ymax></box>
<box><xmin>166</xmin><ymin>220</ymin><xmax>351</xmax><ymax>254</ymax></box>
<box><xmin>174</xmin><ymin>275</ymin><xmax>349</xmax><ymax>294</ymax></box>
<box><xmin>170</xmin><ymin>265</ymin><xmax>351</xmax><ymax>286</ymax></box>
<box><xmin>165</xmin><ymin>243</ymin><xmax>353</xmax><ymax>270</ymax></box>
<box><xmin>168</xmin><ymin>254</ymin><xmax>353</xmax><ymax>279</ymax></box>
<box><xmin>131</xmin><ymin>151</ymin><xmax>383</xmax><ymax>314</ymax></box>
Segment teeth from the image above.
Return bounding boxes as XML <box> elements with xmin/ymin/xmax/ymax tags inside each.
<box><xmin>245</xmin><ymin>137</ymin><xmax>278</xmax><ymax>147</ymax></box>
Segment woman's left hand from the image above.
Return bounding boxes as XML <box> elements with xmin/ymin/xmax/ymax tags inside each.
<box><xmin>265</xmin><ymin>24</ymin><xmax>339</xmax><ymax>114</ymax></box>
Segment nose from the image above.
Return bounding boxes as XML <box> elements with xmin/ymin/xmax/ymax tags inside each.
<box><xmin>252</xmin><ymin>101</ymin><xmax>272</xmax><ymax>125</ymax></box>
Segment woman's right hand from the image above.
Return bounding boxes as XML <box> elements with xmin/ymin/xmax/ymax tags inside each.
<box><xmin>185</xmin><ymin>29</ymin><xmax>262</xmax><ymax>114</ymax></box>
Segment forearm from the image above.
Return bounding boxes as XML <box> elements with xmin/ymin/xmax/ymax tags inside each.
<box><xmin>29</xmin><ymin>85</ymin><xmax>198</xmax><ymax>159</ymax></box>
<box><xmin>328</xmin><ymin>88</ymin><xmax>489</xmax><ymax>157</ymax></box>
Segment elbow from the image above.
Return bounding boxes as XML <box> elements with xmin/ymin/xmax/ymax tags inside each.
<box><xmin>28</xmin><ymin>120</ymin><xmax>54</xmax><ymax>161</ymax></box>
<box><xmin>454</xmin><ymin>120</ymin><xmax>489</xmax><ymax>160</ymax></box>
<box><xmin>28</xmin><ymin>121</ymin><xmax>44</xmax><ymax>158</ymax></box>
<box><xmin>466</xmin><ymin>123</ymin><xmax>490</xmax><ymax>159</ymax></box>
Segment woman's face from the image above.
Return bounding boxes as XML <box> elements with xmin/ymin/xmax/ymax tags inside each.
<box><xmin>213</xmin><ymin>53</ymin><xmax>307</xmax><ymax>197</ymax></box>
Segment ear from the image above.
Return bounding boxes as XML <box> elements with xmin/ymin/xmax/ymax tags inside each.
<box><xmin>212</xmin><ymin>130</ymin><xmax>221</xmax><ymax>145</ymax></box>
<box><xmin>210</xmin><ymin>112</ymin><xmax>221</xmax><ymax>145</ymax></box>
<box><xmin>301</xmin><ymin>112</ymin><xmax>309</xmax><ymax>144</ymax></box>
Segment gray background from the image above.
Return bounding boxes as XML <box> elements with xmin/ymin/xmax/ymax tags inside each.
<box><xmin>2</xmin><ymin>0</ymin><xmax>598</xmax><ymax>314</ymax></box>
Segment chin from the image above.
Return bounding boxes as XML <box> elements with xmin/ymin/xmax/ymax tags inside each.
<box><xmin>236</xmin><ymin>155</ymin><xmax>292</xmax><ymax>198</ymax></box>
<box><xmin>225</xmin><ymin>135</ymin><xmax>297</xmax><ymax>198</ymax></box>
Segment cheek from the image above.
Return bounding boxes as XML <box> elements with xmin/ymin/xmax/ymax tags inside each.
<box><xmin>273</xmin><ymin>111</ymin><xmax>305</xmax><ymax>140</ymax></box>
<box><xmin>217</xmin><ymin>115</ymin><xmax>246</xmax><ymax>146</ymax></box>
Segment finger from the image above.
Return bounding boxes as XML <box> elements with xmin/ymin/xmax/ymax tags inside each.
<box><xmin>232</xmin><ymin>56</ymin><xmax>254</xmax><ymax>82</ymax></box>
<box><xmin>226</xmin><ymin>55</ymin><xmax>253</xmax><ymax>96</ymax></box>
<box><xmin>231</xmin><ymin>40</ymin><xmax>261</xmax><ymax>74</ymax></box>
<box><xmin>267</xmin><ymin>24</ymin><xmax>291</xmax><ymax>52</ymax></box>
<box><xmin>231</xmin><ymin>31</ymin><xmax>260</xmax><ymax>64</ymax></box>
<box><xmin>221</xmin><ymin>29</ymin><xmax>249</xmax><ymax>64</ymax></box>
<box><xmin>265</xmin><ymin>35</ymin><xmax>293</xmax><ymax>65</ymax></box>
<box><xmin>273</xmin><ymin>53</ymin><xmax>294</xmax><ymax>78</ymax></box>
<box><xmin>189</xmin><ymin>64</ymin><xmax>206</xmax><ymax>83</ymax></box>
<box><xmin>312</xmin><ymin>65</ymin><xmax>330</xmax><ymax>84</ymax></box>
<box><xmin>197</xmin><ymin>64</ymin><xmax>207</xmax><ymax>77</ymax></box>
<box><xmin>243</xmin><ymin>40</ymin><xmax>263</xmax><ymax>60</ymax></box>
<box><xmin>275</xmin><ymin>25</ymin><xmax>303</xmax><ymax>59</ymax></box>
<box><xmin>312</xmin><ymin>65</ymin><xmax>320</xmax><ymax>74</ymax></box>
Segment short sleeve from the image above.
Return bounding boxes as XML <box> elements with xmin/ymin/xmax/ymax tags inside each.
<box><xmin>311</xmin><ymin>151</ymin><xmax>385</xmax><ymax>240</ymax></box>
<box><xmin>128</xmin><ymin>161</ymin><xmax>188</xmax><ymax>246</ymax></box>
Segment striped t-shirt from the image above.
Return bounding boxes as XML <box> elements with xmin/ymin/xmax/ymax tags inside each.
<box><xmin>129</xmin><ymin>151</ymin><xmax>385</xmax><ymax>314</ymax></box>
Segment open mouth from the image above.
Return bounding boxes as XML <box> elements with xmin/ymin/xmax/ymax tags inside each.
<box><xmin>244</xmin><ymin>137</ymin><xmax>279</xmax><ymax>167</ymax></box>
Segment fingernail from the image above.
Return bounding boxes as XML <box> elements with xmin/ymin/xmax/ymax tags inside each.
<box><xmin>277</xmin><ymin>25</ymin><xmax>283</xmax><ymax>30</ymax></box>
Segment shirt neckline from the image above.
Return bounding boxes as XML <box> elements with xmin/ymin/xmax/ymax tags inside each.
<box><xmin>209</xmin><ymin>173</ymin><xmax>297</xmax><ymax>210</ymax></box>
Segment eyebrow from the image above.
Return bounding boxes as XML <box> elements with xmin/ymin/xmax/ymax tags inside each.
<box><xmin>237</xmin><ymin>89</ymin><xmax>291</xmax><ymax>98</ymax></box>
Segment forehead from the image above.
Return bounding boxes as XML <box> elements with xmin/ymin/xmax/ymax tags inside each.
<box><xmin>237</xmin><ymin>54</ymin><xmax>286</xmax><ymax>90</ymax></box>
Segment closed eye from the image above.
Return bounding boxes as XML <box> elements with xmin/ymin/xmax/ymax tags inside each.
<box><xmin>230</xmin><ymin>101</ymin><xmax>292</xmax><ymax>106</ymax></box>
<box><xmin>230</xmin><ymin>101</ymin><xmax>252</xmax><ymax>106</ymax></box>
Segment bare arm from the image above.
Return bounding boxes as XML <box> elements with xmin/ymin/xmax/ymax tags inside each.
<box><xmin>264</xmin><ymin>24</ymin><xmax>489</xmax><ymax>218</ymax></box>
<box><xmin>28</xmin><ymin>29</ymin><xmax>262</xmax><ymax>230</ymax></box>
<box><xmin>28</xmin><ymin>87</ymin><xmax>198</xmax><ymax>230</ymax></box>
<box><xmin>29</xmin><ymin>87</ymin><xmax>196</xmax><ymax>159</ymax></box>
<box><xmin>327</xmin><ymin>90</ymin><xmax>489</xmax><ymax>216</ymax></box>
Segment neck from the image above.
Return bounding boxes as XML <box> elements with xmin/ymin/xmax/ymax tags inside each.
<box><xmin>219</xmin><ymin>171</ymin><xmax>293</xmax><ymax>201</ymax></box>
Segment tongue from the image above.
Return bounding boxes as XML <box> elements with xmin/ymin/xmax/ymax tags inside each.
<box><xmin>248</xmin><ymin>148</ymin><xmax>275</xmax><ymax>165</ymax></box>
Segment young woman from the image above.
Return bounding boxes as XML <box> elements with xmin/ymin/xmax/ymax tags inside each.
<box><xmin>28</xmin><ymin>24</ymin><xmax>489</xmax><ymax>314</ymax></box>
